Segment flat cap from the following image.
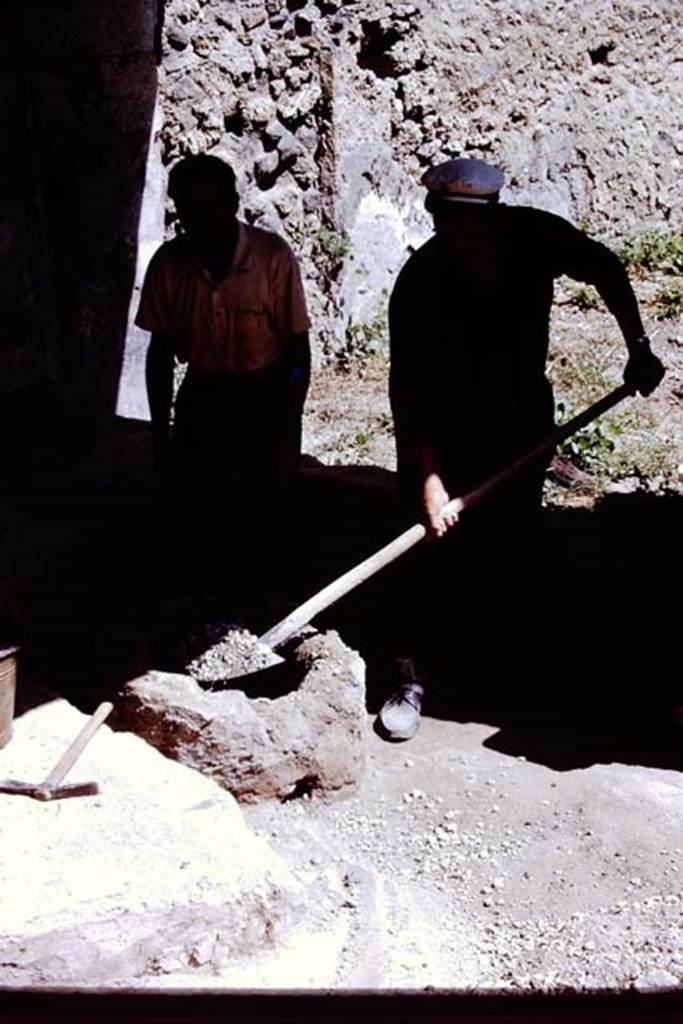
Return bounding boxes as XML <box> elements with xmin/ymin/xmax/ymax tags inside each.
<box><xmin>421</xmin><ymin>157</ymin><xmax>505</xmax><ymax>202</ymax></box>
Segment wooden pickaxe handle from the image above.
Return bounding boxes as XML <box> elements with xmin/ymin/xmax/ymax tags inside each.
<box><xmin>42</xmin><ymin>701</ymin><xmax>114</xmax><ymax>789</ymax></box>
<box><xmin>260</xmin><ymin>384</ymin><xmax>633</xmax><ymax>650</ymax></box>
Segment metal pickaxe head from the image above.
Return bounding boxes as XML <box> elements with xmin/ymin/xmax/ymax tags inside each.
<box><xmin>0</xmin><ymin>701</ymin><xmax>112</xmax><ymax>802</ymax></box>
<box><xmin>0</xmin><ymin>779</ymin><xmax>100</xmax><ymax>801</ymax></box>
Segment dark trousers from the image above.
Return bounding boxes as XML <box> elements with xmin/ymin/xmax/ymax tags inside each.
<box><xmin>167</xmin><ymin>363</ymin><xmax>304</xmax><ymax>598</ymax></box>
<box><xmin>172</xmin><ymin>362</ymin><xmax>302</xmax><ymax>496</ymax></box>
<box><xmin>391</xmin><ymin>437</ymin><xmax>554</xmax><ymax>682</ymax></box>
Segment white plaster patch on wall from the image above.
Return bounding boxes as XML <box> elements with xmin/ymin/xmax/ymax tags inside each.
<box><xmin>343</xmin><ymin>191</ymin><xmax>426</xmax><ymax>331</ymax></box>
<box><xmin>116</xmin><ymin>94</ymin><xmax>165</xmax><ymax>421</ymax></box>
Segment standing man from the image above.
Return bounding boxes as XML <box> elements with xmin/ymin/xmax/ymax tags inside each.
<box><xmin>136</xmin><ymin>155</ymin><xmax>311</xmax><ymax>584</ymax></box>
<box><xmin>378</xmin><ymin>157</ymin><xmax>664</xmax><ymax>741</ymax></box>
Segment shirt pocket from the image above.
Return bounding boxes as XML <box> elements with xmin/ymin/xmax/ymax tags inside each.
<box><xmin>233</xmin><ymin>308</ymin><xmax>268</xmax><ymax>345</ymax></box>
<box><xmin>230</xmin><ymin>307</ymin><xmax>277</xmax><ymax>371</ymax></box>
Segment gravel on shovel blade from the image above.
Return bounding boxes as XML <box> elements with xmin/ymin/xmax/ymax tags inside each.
<box><xmin>183</xmin><ymin>622</ymin><xmax>281</xmax><ymax>686</ymax></box>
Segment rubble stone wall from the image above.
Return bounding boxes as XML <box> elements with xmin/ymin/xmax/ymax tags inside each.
<box><xmin>141</xmin><ymin>0</ymin><xmax>682</xmax><ymax>370</ymax></box>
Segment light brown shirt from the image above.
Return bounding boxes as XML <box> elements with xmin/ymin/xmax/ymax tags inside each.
<box><xmin>135</xmin><ymin>222</ymin><xmax>310</xmax><ymax>373</ymax></box>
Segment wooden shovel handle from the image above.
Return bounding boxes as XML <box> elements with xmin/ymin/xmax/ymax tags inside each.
<box><xmin>43</xmin><ymin>701</ymin><xmax>113</xmax><ymax>788</ymax></box>
<box><xmin>261</xmin><ymin>384</ymin><xmax>633</xmax><ymax>650</ymax></box>
<box><xmin>260</xmin><ymin>522</ymin><xmax>427</xmax><ymax>648</ymax></box>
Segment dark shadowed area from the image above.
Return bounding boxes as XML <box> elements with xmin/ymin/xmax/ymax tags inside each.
<box><xmin>1</xmin><ymin>0</ymin><xmax>160</xmax><ymax>679</ymax></box>
<box><xmin>7</xmin><ymin>440</ymin><xmax>681</xmax><ymax>775</ymax></box>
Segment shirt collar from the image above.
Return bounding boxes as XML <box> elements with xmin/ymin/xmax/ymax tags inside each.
<box><xmin>191</xmin><ymin>221</ymin><xmax>251</xmax><ymax>283</ymax></box>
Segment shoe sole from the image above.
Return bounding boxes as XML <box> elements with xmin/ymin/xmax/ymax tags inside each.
<box><xmin>374</xmin><ymin>713</ymin><xmax>421</xmax><ymax>743</ymax></box>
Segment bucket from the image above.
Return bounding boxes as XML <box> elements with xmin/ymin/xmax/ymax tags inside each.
<box><xmin>0</xmin><ymin>646</ymin><xmax>18</xmax><ymax>749</ymax></box>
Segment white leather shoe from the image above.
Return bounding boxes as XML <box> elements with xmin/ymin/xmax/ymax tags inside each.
<box><xmin>377</xmin><ymin>659</ymin><xmax>425</xmax><ymax>741</ymax></box>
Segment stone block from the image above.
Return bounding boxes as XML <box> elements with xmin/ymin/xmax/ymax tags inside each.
<box><xmin>116</xmin><ymin>631</ymin><xmax>367</xmax><ymax>803</ymax></box>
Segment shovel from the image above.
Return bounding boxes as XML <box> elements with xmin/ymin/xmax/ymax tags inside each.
<box><xmin>260</xmin><ymin>383</ymin><xmax>633</xmax><ymax>650</ymax></box>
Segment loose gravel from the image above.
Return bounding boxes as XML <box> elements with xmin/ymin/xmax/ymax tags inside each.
<box><xmin>181</xmin><ymin>622</ymin><xmax>281</xmax><ymax>685</ymax></box>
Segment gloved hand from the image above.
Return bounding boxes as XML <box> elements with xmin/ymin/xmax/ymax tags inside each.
<box><xmin>624</xmin><ymin>336</ymin><xmax>665</xmax><ymax>396</ymax></box>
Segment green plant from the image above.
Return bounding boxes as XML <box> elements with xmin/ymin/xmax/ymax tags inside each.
<box><xmin>285</xmin><ymin>223</ymin><xmax>351</xmax><ymax>269</ymax></box>
<box><xmin>614</xmin><ymin>228</ymin><xmax>683</xmax><ymax>277</ymax></box>
<box><xmin>312</xmin><ymin>227</ymin><xmax>351</xmax><ymax>265</ymax></box>
<box><xmin>340</xmin><ymin>288</ymin><xmax>390</xmax><ymax>368</ymax></box>
<box><xmin>652</xmin><ymin>281</ymin><xmax>683</xmax><ymax>319</ymax></box>
<box><xmin>556</xmin><ymin>399</ymin><xmax>624</xmax><ymax>471</ymax></box>
<box><xmin>353</xmin><ymin>431</ymin><xmax>370</xmax><ymax>453</ymax></box>
<box><xmin>569</xmin><ymin>284</ymin><xmax>599</xmax><ymax>310</ymax></box>
<box><xmin>315</xmin><ymin>420</ymin><xmax>391</xmax><ymax>466</ymax></box>
<box><xmin>349</xmin><ymin>316</ymin><xmax>386</xmax><ymax>349</ymax></box>
<box><xmin>342</xmin><ymin>305</ymin><xmax>389</xmax><ymax>365</ymax></box>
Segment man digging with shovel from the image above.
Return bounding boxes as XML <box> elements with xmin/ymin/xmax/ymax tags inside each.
<box><xmin>377</xmin><ymin>157</ymin><xmax>665</xmax><ymax>742</ymax></box>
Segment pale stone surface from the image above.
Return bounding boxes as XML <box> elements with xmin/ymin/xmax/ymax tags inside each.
<box><xmin>116</xmin><ymin>631</ymin><xmax>367</xmax><ymax>803</ymax></box>
<box><xmin>0</xmin><ymin>700</ymin><xmax>303</xmax><ymax>987</ymax></box>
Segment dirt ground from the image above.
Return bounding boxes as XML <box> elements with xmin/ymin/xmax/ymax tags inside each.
<box><xmin>243</xmin><ymin>717</ymin><xmax>682</xmax><ymax>992</ymax></box>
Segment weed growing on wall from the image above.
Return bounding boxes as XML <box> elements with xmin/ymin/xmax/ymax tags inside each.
<box><xmin>614</xmin><ymin>228</ymin><xmax>683</xmax><ymax>277</ymax></box>
<box><xmin>313</xmin><ymin>228</ymin><xmax>352</xmax><ymax>267</ymax></box>
<box><xmin>341</xmin><ymin>291</ymin><xmax>390</xmax><ymax>368</ymax></box>
<box><xmin>652</xmin><ymin>281</ymin><xmax>683</xmax><ymax>320</ymax></box>
<box><xmin>569</xmin><ymin>284</ymin><xmax>599</xmax><ymax>310</ymax></box>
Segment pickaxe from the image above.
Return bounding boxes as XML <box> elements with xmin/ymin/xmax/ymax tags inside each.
<box><xmin>0</xmin><ymin>701</ymin><xmax>113</xmax><ymax>801</ymax></box>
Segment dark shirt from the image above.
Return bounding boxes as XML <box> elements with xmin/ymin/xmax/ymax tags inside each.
<box><xmin>389</xmin><ymin>204</ymin><xmax>642</xmax><ymax>492</ymax></box>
